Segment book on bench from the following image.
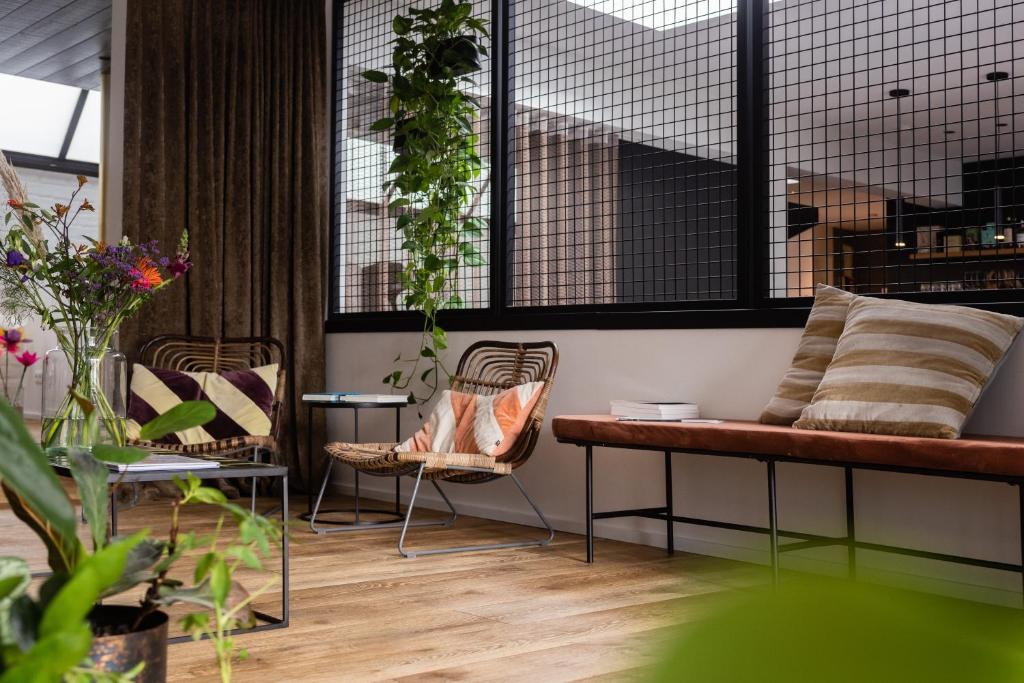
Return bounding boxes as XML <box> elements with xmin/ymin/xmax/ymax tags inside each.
<box><xmin>610</xmin><ymin>400</ymin><xmax>700</xmax><ymax>421</ymax></box>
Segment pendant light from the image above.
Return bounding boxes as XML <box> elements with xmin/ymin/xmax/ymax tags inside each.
<box><xmin>890</xmin><ymin>88</ymin><xmax>910</xmax><ymax>248</ymax></box>
<box><xmin>987</xmin><ymin>71</ymin><xmax>1009</xmax><ymax>241</ymax></box>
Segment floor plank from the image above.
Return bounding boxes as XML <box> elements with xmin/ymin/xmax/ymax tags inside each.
<box><xmin>0</xmin><ymin>491</ymin><xmax>759</xmax><ymax>681</ymax></box>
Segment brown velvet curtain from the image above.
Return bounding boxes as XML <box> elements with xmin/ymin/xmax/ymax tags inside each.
<box><xmin>121</xmin><ymin>0</ymin><xmax>327</xmax><ymax>490</ymax></box>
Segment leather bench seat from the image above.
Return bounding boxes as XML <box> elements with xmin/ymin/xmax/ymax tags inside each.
<box><xmin>552</xmin><ymin>415</ymin><xmax>1024</xmax><ymax>479</ymax></box>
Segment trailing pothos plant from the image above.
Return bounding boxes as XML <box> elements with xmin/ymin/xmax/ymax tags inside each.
<box><xmin>363</xmin><ymin>0</ymin><xmax>488</xmax><ymax>403</ymax></box>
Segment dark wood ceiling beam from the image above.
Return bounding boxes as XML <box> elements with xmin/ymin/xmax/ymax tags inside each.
<box><xmin>37</xmin><ymin>61</ymin><xmax>102</xmax><ymax>91</ymax></box>
<box><xmin>0</xmin><ymin>0</ymin><xmax>110</xmax><ymax>90</ymax></box>
<box><xmin>17</xmin><ymin>26</ymin><xmax>109</xmax><ymax>82</ymax></box>
<box><xmin>0</xmin><ymin>6</ymin><xmax>110</xmax><ymax>69</ymax></box>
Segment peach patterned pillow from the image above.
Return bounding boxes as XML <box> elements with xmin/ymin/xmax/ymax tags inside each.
<box><xmin>396</xmin><ymin>381</ymin><xmax>545</xmax><ymax>457</ymax></box>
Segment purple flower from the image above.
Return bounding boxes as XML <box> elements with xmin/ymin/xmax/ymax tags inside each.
<box><xmin>5</xmin><ymin>250</ymin><xmax>26</xmax><ymax>267</ymax></box>
<box><xmin>169</xmin><ymin>256</ymin><xmax>192</xmax><ymax>279</ymax></box>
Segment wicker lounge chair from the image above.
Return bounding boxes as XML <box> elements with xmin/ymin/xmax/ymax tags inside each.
<box><xmin>315</xmin><ymin>340</ymin><xmax>558</xmax><ymax>557</ymax></box>
<box><xmin>129</xmin><ymin>335</ymin><xmax>287</xmax><ymax>511</ymax></box>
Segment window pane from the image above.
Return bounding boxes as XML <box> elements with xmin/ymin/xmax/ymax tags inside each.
<box><xmin>766</xmin><ymin>0</ymin><xmax>1024</xmax><ymax>297</ymax></box>
<box><xmin>0</xmin><ymin>74</ymin><xmax>81</xmax><ymax>158</ymax></box>
<box><xmin>66</xmin><ymin>89</ymin><xmax>102</xmax><ymax>163</ymax></box>
<box><xmin>508</xmin><ymin>0</ymin><xmax>737</xmax><ymax>306</ymax></box>
<box><xmin>333</xmin><ymin>0</ymin><xmax>491</xmax><ymax>314</ymax></box>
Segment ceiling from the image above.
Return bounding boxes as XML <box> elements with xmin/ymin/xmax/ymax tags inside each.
<box><xmin>0</xmin><ymin>0</ymin><xmax>111</xmax><ymax>90</ymax></box>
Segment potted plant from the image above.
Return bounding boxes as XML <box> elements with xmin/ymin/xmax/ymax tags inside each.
<box><xmin>1</xmin><ymin>167</ymin><xmax>192</xmax><ymax>447</ymax></box>
<box><xmin>0</xmin><ymin>397</ymin><xmax>282</xmax><ymax>683</ymax></box>
<box><xmin>362</xmin><ymin>0</ymin><xmax>488</xmax><ymax>402</ymax></box>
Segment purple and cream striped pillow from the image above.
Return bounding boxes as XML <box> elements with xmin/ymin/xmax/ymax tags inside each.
<box><xmin>126</xmin><ymin>363</ymin><xmax>279</xmax><ymax>445</ymax></box>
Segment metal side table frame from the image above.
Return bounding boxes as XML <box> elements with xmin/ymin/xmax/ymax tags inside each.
<box><xmin>304</xmin><ymin>398</ymin><xmax>452</xmax><ymax>534</ymax></box>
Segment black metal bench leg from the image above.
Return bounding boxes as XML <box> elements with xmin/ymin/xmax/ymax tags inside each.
<box><xmin>665</xmin><ymin>451</ymin><xmax>674</xmax><ymax>555</ymax></box>
<box><xmin>586</xmin><ymin>445</ymin><xmax>594</xmax><ymax>563</ymax></box>
<box><xmin>767</xmin><ymin>459</ymin><xmax>779</xmax><ymax>587</ymax></box>
<box><xmin>845</xmin><ymin>466</ymin><xmax>856</xmax><ymax>580</ymax></box>
<box><xmin>1019</xmin><ymin>483</ymin><xmax>1024</xmax><ymax>608</ymax></box>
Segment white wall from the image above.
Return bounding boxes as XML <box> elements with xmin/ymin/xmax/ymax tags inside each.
<box><xmin>326</xmin><ymin>327</ymin><xmax>1024</xmax><ymax>606</ymax></box>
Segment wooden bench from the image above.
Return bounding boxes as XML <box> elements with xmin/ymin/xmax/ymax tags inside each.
<box><xmin>552</xmin><ymin>415</ymin><xmax>1024</xmax><ymax>597</ymax></box>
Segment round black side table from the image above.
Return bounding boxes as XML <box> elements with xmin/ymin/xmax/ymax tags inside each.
<box><xmin>301</xmin><ymin>397</ymin><xmax>408</xmax><ymax>528</ymax></box>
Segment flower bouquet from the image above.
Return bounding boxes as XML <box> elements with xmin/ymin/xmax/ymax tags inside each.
<box><xmin>1</xmin><ymin>174</ymin><xmax>191</xmax><ymax>447</ymax></box>
<box><xmin>0</xmin><ymin>326</ymin><xmax>38</xmax><ymax>414</ymax></box>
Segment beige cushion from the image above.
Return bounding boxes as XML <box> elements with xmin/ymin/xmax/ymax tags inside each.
<box><xmin>793</xmin><ymin>298</ymin><xmax>1023</xmax><ymax>439</ymax></box>
<box><xmin>759</xmin><ymin>284</ymin><xmax>858</xmax><ymax>425</ymax></box>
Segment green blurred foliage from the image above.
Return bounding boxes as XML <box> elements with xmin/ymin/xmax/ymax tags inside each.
<box><xmin>649</xmin><ymin>578</ymin><xmax>1024</xmax><ymax>683</ymax></box>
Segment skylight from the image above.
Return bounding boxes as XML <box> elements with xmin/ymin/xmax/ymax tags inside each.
<box><xmin>0</xmin><ymin>73</ymin><xmax>100</xmax><ymax>164</ymax></box>
<box><xmin>565</xmin><ymin>0</ymin><xmax>735</xmax><ymax>31</ymax></box>
<box><xmin>67</xmin><ymin>90</ymin><xmax>102</xmax><ymax>162</ymax></box>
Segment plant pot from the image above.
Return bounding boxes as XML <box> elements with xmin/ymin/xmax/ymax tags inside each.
<box><xmin>88</xmin><ymin>606</ymin><xmax>168</xmax><ymax>683</ymax></box>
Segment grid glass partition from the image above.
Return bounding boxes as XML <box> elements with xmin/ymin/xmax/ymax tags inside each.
<box><xmin>330</xmin><ymin>0</ymin><xmax>1024</xmax><ymax>327</ymax></box>
<box><xmin>506</xmin><ymin>0</ymin><xmax>737</xmax><ymax>306</ymax></box>
<box><xmin>333</xmin><ymin>0</ymin><xmax>491</xmax><ymax>314</ymax></box>
<box><xmin>766</xmin><ymin>0</ymin><xmax>1024</xmax><ymax>297</ymax></box>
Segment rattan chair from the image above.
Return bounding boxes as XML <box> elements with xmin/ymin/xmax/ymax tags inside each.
<box><xmin>316</xmin><ymin>340</ymin><xmax>558</xmax><ymax>558</ymax></box>
<box><xmin>130</xmin><ymin>335</ymin><xmax>287</xmax><ymax>510</ymax></box>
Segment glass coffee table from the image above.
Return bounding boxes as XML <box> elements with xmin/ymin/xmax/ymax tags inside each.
<box><xmin>48</xmin><ymin>454</ymin><xmax>290</xmax><ymax>641</ymax></box>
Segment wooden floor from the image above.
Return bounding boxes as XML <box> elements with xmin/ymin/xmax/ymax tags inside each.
<box><xmin>0</xmin><ymin>490</ymin><xmax>763</xmax><ymax>682</ymax></box>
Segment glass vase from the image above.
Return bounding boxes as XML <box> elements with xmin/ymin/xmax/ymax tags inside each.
<box><xmin>40</xmin><ymin>328</ymin><xmax>127</xmax><ymax>448</ymax></box>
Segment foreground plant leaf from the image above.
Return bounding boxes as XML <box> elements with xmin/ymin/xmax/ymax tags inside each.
<box><xmin>138</xmin><ymin>400</ymin><xmax>215</xmax><ymax>441</ymax></box>
<box><xmin>0</xmin><ymin>399</ymin><xmax>78</xmax><ymax>559</ymax></box>
<box><xmin>67</xmin><ymin>449</ymin><xmax>110</xmax><ymax>550</ymax></box>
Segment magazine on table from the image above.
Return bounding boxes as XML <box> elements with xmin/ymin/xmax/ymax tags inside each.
<box><xmin>108</xmin><ymin>452</ymin><xmax>221</xmax><ymax>473</ymax></box>
<box><xmin>302</xmin><ymin>392</ymin><xmax>409</xmax><ymax>405</ymax></box>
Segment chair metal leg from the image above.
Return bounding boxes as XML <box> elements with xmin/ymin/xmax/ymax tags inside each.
<box><xmin>398</xmin><ymin>465</ymin><xmax>554</xmax><ymax>559</ymax></box>
<box><xmin>309</xmin><ymin>457</ymin><xmax>335</xmax><ymax>534</ymax></box>
<box><xmin>309</xmin><ymin>458</ymin><xmax>454</xmax><ymax>535</ymax></box>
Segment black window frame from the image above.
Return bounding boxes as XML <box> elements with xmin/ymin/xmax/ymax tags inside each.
<box><xmin>326</xmin><ymin>0</ymin><xmax>1024</xmax><ymax>334</ymax></box>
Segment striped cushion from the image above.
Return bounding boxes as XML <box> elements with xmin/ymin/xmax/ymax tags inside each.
<box><xmin>793</xmin><ymin>298</ymin><xmax>1023</xmax><ymax>439</ymax></box>
<box><xmin>396</xmin><ymin>381</ymin><xmax>545</xmax><ymax>457</ymax></box>
<box><xmin>759</xmin><ymin>284</ymin><xmax>858</xmax><ymax>425</ymax></box>
<box><xmin>126</xmin><ymin>363</ymin><xmax>279</xmax><ymax>445</ymax></box>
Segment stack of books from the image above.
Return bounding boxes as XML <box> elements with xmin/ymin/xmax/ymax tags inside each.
<box><xmin>610</xmin><ymin>400</ymin><xmax>701</xmax><ymax>421</ymax></box>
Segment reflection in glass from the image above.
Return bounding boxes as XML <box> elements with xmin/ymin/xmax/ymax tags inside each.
<box><xmin>767</xmin><ymin>1</ymin><xmax>1024</xmax><ymax>297</ymax></box>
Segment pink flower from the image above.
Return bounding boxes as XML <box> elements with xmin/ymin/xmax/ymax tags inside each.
<box><xmin>0</xmin><ymin>328</ymin><xmax>29</xmax><ymax>354</ymax></box>
<box><xmin>15</xmin><ymin>351</ymin><xmax>37</xmax><ymax>367</ymax></box>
